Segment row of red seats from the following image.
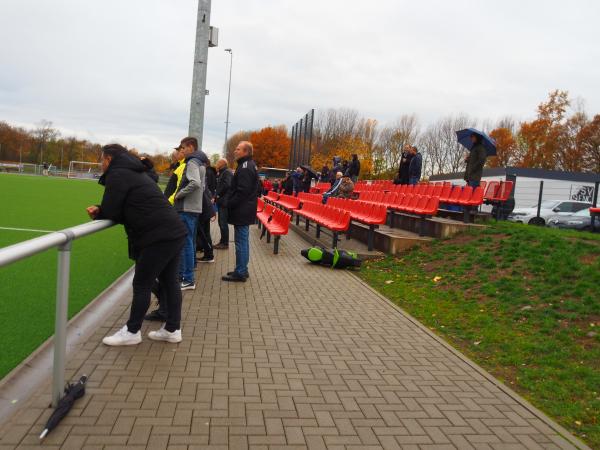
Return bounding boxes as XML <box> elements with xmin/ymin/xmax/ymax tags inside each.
<box><xmin>309</xmin><ymin>182</ymin><xmax>332</xmax><ymax>194</ymax></box>
<box><xmin>327</xmin><ymin>198</ymin><xmax>387</xmax><ymax>226</ymax></box>
<box><xmin>256</xmin><ymin>203</ymin><xmax>291</xmax><ymax>254</ymax></box>
<box><xmin>297</xmin><ymin>192</ymin><xmax>323</xmax><ymax>204</ymax></box>
<box><xmin>394</xmin><ymin>194</ymin><xmax>440</xmax><ymax>215</ymax></box>
<box><xmin>272</xmin><ymin>193</ymin><xmax>300</xmax><ymax>210</ymax></box>
<box><xmin>359</xmin><ymin>185</ymin><xmax>485</xmax><ymax>211</ymax></box>
<box><xmin>266</xmin><ymin>191</ymin><xmax>280</xmax><ymax>202</ymax></box>
<box><xmin>295</xmin><ymin>202</ymin><xmax>350</xmax><ymax>247</ymax></box>
<box><xmin>326</xmin><ymin>198</ymin><xmax>387</xmax><ymax>250</ymax></box>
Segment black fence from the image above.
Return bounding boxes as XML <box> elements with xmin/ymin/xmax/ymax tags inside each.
<box><xmin>289</xmin><ymin>109</ymin><xmax>314</xmax><ymax>170</ymax></box>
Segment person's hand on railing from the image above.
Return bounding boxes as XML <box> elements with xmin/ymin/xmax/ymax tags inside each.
<box><xmin>86</xmin><ymin>206</ymin><xmax>100</xmax><ymax>219</ymax></box>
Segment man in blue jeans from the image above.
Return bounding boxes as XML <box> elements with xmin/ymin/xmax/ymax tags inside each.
<box><xmin>408</xmin><ymin>146</ymin><xmax>422</xmax><ymax>185</ymax></box>
<box><xmin>173</xmin><ymin>136</ymin><xmax>207</xmax><ymax>290</ymax></box>
<box><xmin>222</xmin><ymin>141</ymin><xmax>259</xmax><ymax>282</ymax></box>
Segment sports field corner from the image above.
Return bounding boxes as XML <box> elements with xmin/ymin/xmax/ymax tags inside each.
<box><xmin>0</xmin><ymin>173</ymin><xmax>133</xmax><ymax>379</ymax></box>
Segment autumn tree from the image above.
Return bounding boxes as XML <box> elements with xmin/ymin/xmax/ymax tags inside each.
<box><xmin>488</xmin><ymin>127</ymin><xmax>518</xmax><ymax>168</ymax></box>
<box><xmin>419</xmin><ymin>114</ymin><xmax>476</xmax><ymax>177</ymax></box>
<box><xmin>249</xmin><ymin>125</ymin><xmax>291</xmax><ymax>168</ymax></box>
<box><xmin>577</xmin><ymin>114</ymin><xmax>600</xmax><ymax>173</ymax></box>
<box><xmin>374</xmin><ymin>115</ymin><xmax>419</xmax><ymax>177</ymax></box>
<box><xmin>518</xmin><ymin>90</ymin><xmax>571</xmax><ymax>170</ymax></box>
<box><xmin>311</xmin><ymin>108</ymin><xmax>376</xmax><ymax>178</ymax></box>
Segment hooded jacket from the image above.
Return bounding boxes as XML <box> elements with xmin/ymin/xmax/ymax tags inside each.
<box><xmin>174</xmin><ymin>150</ymin><xmax>208</xmax><ymax>214</ymax></box>
<box><xmin>227</xmin><ymin>155</ymin><xmax>259</xmax><ymax>226</ymax></box>
<box><xmin>96</xmin><ymin>152</ymin><xmax>186</xmax><ymax>257</ymax></box>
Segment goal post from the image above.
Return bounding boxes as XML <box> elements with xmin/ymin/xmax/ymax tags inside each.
<box><xmin>67</xmin><ymin>161</ymin><xmax>102</xmax><ymax>179</ymax></box>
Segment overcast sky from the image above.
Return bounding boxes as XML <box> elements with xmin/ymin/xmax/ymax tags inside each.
<box><xmin>1</xmin><ymin>0</ymin><xmax>599</xmax><ymax>156</ymax></box>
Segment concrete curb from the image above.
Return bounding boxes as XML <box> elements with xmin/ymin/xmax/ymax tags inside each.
<box><xmin>0</xmin><ymin>267</ymin><xmax>134</xmax><ymax>426</ymax></box>
<box><xmin>349</xmin><ymin>272</ymin><xmax>592</xmax><ymax>450</ymax></box>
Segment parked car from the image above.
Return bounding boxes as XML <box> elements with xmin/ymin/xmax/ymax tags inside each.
<box><xmin>547</xmin><ymin>208</ymin><xmax>600</xmax><ymax>231</ymax></box>
<box><xmin>507</xmin><ymin>200</ymin><xmax>592</xmax><ymax>225</ymax></box>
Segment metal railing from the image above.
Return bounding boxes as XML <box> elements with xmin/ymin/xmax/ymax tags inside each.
<box><xmin>0</xmin><ymin>220</ymin><xmax>115</xmax><ymax>406</ymax></box>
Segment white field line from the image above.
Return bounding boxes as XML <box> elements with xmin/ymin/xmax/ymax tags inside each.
<box><xmin>0</xmin><ymin>226</ymin><xmax>55</xmax><ymax>234</ymax></box>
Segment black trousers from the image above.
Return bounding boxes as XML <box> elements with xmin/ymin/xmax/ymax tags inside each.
<box><xmin>127</xmin><ymin>238</ymin><xmax>185</xmax><ymax>333</ymax></box>
<box><xmin>196</xmin><ymin>219</ymin><xmax>213</xmax><ymax>258</ymax></box>
<box><xmin>217</xmin><ymin>206</ymin><xmax>229</xmax><ymax>245</ymax></box>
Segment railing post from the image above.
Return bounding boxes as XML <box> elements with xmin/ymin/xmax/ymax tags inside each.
<box><xmin>536</xmin><ymin>180</ymin><xmax>544</xmax><ymax>220</ymax></box>
<box><xmin>52</xmin><ymin>240</ymin><xmax>72</xmax><ymax>407</ymax></box>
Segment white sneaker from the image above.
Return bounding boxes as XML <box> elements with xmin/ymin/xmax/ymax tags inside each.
<box><xmin>148</xmin><ymin>326</ymin><xmax>182</xmax><ymax>343</ymax></box>
<box><xmin>102</xmin><ymin>326</ymin><xmax>142</xmax><ymax>346</ymax></box>
<box><xmin>181</xmin><ymin>281</ymin><xmax>196</xmax><ymax>291</ymax></box>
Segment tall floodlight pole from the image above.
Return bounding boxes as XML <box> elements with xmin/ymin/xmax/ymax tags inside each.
<box><xmin>188</xmin><ymin>0</ymin><xmax>213</xmax><ymax>148</ymax></box>
<box><xmin>223</xmin><ymin>48</ymin><xmax>233</xmax><ymax>154</ymax></box>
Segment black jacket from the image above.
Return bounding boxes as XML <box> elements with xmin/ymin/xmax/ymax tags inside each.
<box><xmin>216</xmin><ymin>168</ymin><xmax>233</xmax><ymax>207</ymax></box>
<box><xmin>282</xmin><ymin>176</ymin><xmax>294</xmax><ymax>195</ymax></box>
<box><xmin>227</xmin><ymin>156</ymin><xmax>259</xmax><ymax>226</ymax></box>
<box><xmin>97</xmin><ymin>152</ymin><xmax>186</xmax><ymax>258</ymax></box>
<box><xmin>409</xmin><ymin>152</ymin><xmax>422</xmax><ymax>179</ymax></box>
<box><xmin>206</xmin><ymin>166</ymin><xmax>217</xmax><ymax>197</ymax></box>
<box><xmin>164</xmin><ymin>161</ymin><xmax>180</xmax><ymax>199</ymax></box>
<box><xmin>347</xmin><ymin>158</ymin><xmax>360</xmax><ymax>177</ymax></box>
<box><xmin>397</xmin><ymin>151</ymin><xmax>413</xmax><ymax>184</ymax></box>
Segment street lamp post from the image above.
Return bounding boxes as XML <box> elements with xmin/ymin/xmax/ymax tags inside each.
<box><xmin>224</xmin><ymin>48</ymin><xmax>233</xmax><ymax>155</ymax></box>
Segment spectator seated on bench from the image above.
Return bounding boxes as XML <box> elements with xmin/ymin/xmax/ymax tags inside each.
<box><xmin>322</xmin><ymin>172</ymin><xmax>343</xmax><ymax>203</ymax></box>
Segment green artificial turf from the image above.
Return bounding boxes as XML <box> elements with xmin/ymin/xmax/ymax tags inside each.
<box><xmin>0</xmin><ymin>174</ymin><xmax>132</xmax><ymax>379</ymax></box>
<box><xmin>359</xmin><ymin>221</ymin><xmax>600</xmax><ymax>448</ymax></box>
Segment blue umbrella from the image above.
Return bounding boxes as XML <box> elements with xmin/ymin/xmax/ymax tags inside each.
<box><xmin>456</xmin><ymin>128</ymin><xmax>497</xmax><ymax>156</ymax></box>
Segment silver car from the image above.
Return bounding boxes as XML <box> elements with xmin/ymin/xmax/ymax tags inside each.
<box><xmin>508</xmin><ymin>200</ymin><xmax>592</xmax><ymax>225</ymax></box>
<box><xmin>547</xmin><ymin>208</ymin><xmax>600</xmax><ymax>231</ymax></box>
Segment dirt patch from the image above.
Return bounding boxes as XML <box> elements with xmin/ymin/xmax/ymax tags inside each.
<box><xmin>580</xmin><ymin>253</ymin><xmax>599</xmax><ymax>265</ymax></box>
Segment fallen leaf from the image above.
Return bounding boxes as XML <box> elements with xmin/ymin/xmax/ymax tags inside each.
<box><xmin>575</xmin><ymin>421</ymin><xmax>582</xmax><ymax>426</ymax></box>
<box><xmin>474</xmin><ymin>341</ymin><xmax>481</xmax><ymax>346</ymax></box>
<box><xmin>433</xmin><ymin>276</ymin><xmax>442</xmax><ymax>282</ymax></box>
<box><xmin>385</xmin><ymin>280</ymin><xmax>394</xmax><ymax>285</ymax></box>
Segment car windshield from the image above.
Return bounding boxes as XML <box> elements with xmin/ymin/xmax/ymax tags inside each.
<box><xmin>531</xmin><ymin>200</ymin><xmax>560</xmax><ymax>209</ymax></box>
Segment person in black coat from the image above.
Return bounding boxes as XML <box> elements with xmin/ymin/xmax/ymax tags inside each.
<box><xmin>346</xmin><ymin>154</ymin><xmax>360</xmax><ymax>182</ymax></box>
<box><xmin>87</xmin><ymin>144</ymin><xmax>187</xmax><ymax>346</ymax></box>
<box><xmin>222</xmin><ymin>141</ymin><xmax>259</xmax><ymax>282</ymax></box>
<box><xmin>214</xmin><ymin>158</ymin><xmax>233</xmax><ymax>249</ymax></box>
<box><xmin>196</xmin><ymin>161</ymin><xmax>217</xmax><ymax>263</ymax></box>
<box><xmin>395</xmin><ymin>145</ymin><xmax>414</xmax><ymax>185</ymax></box>
<box><xmin>282</xmin><ymin>172</ymin><xmax>294</xmax><ymax>195</ymax></box>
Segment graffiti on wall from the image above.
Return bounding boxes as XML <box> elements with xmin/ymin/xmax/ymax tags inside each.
<box><xmin>570</xmin><ymin>185</ymin><xmax>595</xmax><ymax>202</ymax></box>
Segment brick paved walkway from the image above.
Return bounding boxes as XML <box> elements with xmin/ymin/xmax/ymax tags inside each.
<box><xmin>0</xmin><ymin>226</ymin><xmax>587</xmax><ymax>449</ymax></box>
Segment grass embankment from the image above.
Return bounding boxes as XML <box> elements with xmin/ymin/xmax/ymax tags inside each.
<box><xmin>0</xmin><ymin>174</ymin><xmax>132</xmax><ymax>378</ymax></box>
<box><xmin>359</xmin><ymin>221</ymin><xmax>600</xmax><ymax>448</ymax></box>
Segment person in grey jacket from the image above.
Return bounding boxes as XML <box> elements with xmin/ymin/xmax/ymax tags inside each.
<box><xmin>174</xmin><ymin>136</ymin><xmax>207</xmax><ymax>290</ymax></box>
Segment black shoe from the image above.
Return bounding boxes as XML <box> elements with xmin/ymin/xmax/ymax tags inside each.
<box><xmin>227</xmin><ymin>271</ymin><xmax>249</xmax><ymax>279</ymax></box>
<box><xmin>222</xmin><ymin>272</ymin><xmax>247</xmax><ymax>282</ymax></box>
<box><xmin>198</xmin><ymin>256</ymin><xmax>215</xmax><ymax>263</ymax></box>
<box><xmin>214</xmin><ymin>243</ymin><xmax>229</xmax><ymax>250</ymax></box>
<box><xmin>145</xmin><ymin>309</ymin><xmax>167</xmax><ymax>322</ymax></box>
